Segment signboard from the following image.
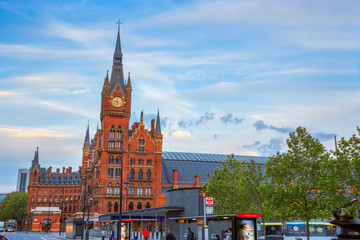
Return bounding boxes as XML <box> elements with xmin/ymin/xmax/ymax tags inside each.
<box><xmin>204</xmin><ymin>227</ymin><xmax>209</xmax><ymax>240</ymax></box>
<box><xmin>202</xmin><ymin>192</ymin><xmax>206</xmax><ymax>198</ymax></box>
<box><xmin>94</xmin><ymin>218</ymin><xmax>99</xmax><ymax>222</ymax></box>
<box><xmin>205</xmin><ymin>207</ymin><xmax>213</xmax><ymax>215</ymax></box>
<box><xmin>236</xmin><ymin>214</ymin><xmax>262</xmax><ymax>218</ymax></box>
<box><xmin>94</xmin><ymin>213</ymin><xmax>99</xmax><ymax>218</ymax></box>
<box><xmin>205</xmin><ymin>197</ymin><xmax>213</xmax><ymax>205</ymax></box>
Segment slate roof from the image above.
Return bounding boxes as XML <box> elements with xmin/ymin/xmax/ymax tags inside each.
<box><xmin>161</xmin><ymin>151</ymin><xmax>268</xmax><ymax>188</ymax></box>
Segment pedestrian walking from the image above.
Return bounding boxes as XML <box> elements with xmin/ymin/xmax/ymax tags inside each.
<box><xmin>143</xmin><ymin>227</ymin><xmax>150</xmax><ymax>240</ymax></box>
<box><xmin>101</xmin><ymin>228</ymin><xmax>107</xmax><ymax>240</ymax></box>
<box><xmin>166</xmin><ymin>229</ymin><xmax>176</xmax><ymax>240</ymax></box>
<box><xmin>110</xmin><ymin>230</ymin><xmax>115</xmax><ymax>240</ymax></box>
<box><xmin>215</xmin><ymin>235</ymin><xmax>220</xmax><ymax>240</ymax></box>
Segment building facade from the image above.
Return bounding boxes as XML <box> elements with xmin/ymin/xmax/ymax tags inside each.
<box><xmin>27</xmin><ymin>148</ymin><xmax>82</xmax><ymax>224</ymax></box>
<box><xmin>16</xmin><ymin>168</ymin><xmax>30</xmax><ymax>192</ymax></box>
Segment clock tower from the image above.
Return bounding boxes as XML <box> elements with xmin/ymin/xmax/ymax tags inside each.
<box><xmin>83</xmin><ymin>25</ymin><xmax>164</xmax><ymax>215</ymax></box>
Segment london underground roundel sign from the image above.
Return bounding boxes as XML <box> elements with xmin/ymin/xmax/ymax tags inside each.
<box><xmin>202</xmin><ymin>192</ymin><xmax>206</xmax><ymax>198</ymax></box>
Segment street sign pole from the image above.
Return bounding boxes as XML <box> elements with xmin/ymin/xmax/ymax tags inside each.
<box><xmin>202</xmin><ymin>192</ymin><xmax>208</xmax><ymax>240</ymax></box>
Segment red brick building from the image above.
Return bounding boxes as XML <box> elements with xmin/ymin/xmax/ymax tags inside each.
<box><xmin>26</xmin><ymin>28</ymin><xmax>268</xmax><ymax>227</ymax></box>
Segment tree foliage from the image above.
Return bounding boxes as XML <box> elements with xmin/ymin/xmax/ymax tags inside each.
<box><xmin>203</xmin><ymin>154</ymin><xmax>268</xmax><ymax>219</ymax></box>
<box><xmin>265</xmin><ymin>127</ymin><xmax>331</xmax><ymax>221</ymax></box>
<box><xmin>0</xmin><ymin>191</ymin><xmax>29</xmax><ymax>220</ymax></box>
<box><xmin>321</xmin><ymin>127</ymin><xmax>360</xmax><ymax>217</ymax></box>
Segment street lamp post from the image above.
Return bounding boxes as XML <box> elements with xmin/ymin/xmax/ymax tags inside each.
<box><xmin>86</xmin><ymin>197</ymin><xmax>92</xmax><ymax>240</ymax></box>
<box><xmin>47</xmin><ymin>193</ymin><xmax>52</xmax><ymax>233</ymax></box>
<box><xmin>59</xmin><ymin>187</ymin><xmax>64</xmax><ymax>236</ymax></box>
<box><xmin>117</xmin><ymin>131</ymin><xmax>130</xmax><ymax>240</ymax></box>
<box><xmin>81</xmin><ymin>169</ymin><xmax>88</xmax><ymax>240</ymax></box>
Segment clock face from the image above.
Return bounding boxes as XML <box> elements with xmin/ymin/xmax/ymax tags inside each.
<box><xmin>111</xmin><ymin>97</ymin><xmax>124</xmax><ymax>108</ymax></box>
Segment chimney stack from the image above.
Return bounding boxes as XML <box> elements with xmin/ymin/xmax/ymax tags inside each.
<box><xmin>151</xmin><ymin>119</ymin><xmax>155</xmax><ymax>132</ymax></box>
<box><xmin>56</xmin><ymin>168</ymin><xmax>60</xmax><ymax>173</ymax></box>
<box><xmin>173</xmin><ymin>169</ymin><xmax>178</xmax><ymax>189</ymax></box>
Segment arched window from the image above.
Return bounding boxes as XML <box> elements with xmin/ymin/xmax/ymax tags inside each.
<box><xmin>137</xmin><ymin>202</ymin><xmax>142</xmax><ymax>210</ymax></box>
<box><xmin>114</xmin><ymin>202</ymin><xmax>119</xmax><ymax>212</ymax></box>
<box><xmin>33</xmin><ymin>171</ymin><xmax>37</xmax><ymax>182</ymax></box>
<box><xmin>31</xmin><ymin>197</ymin><xmax>34</xmax><ymax>202</ymax></box>
<box><xmin>138</xmin><ymin>137</ymin><xmax>145</xmax><ymax>152</ymax></box>
<box><xmin>146</xmin><ymin>202</ymin><xmax>151</xmax><ymax>209</ymax></box>
<box><xmin>116</xmin><ymin>128</ymin><xmax>122</xmax><ymax>139</ymax></box>
<box><xmin>130</xmin><ymin>158</ymin><xmax>135</xmax><ymax>165</ymax></box>
<box><xmin>109</xmin><ymin>126</ymin><xmax>116</xmax><ymax>149</ymax></box>
<box><xmin>110</xmin><ymin>126</ymin><xmax>115</xmax><ymax>139</ymax></box>
<box><xmin>145</xmin><ymin>184</ymin><xmax>151</xmax><ymax>197</ymax></box>
<box><xmin>95</xmin><ymin>184</ymin><xmax>99</xmax><ymax>195</ymax></box>
<box><xmin>137</xmin><ymin>184</ymin><xmax>143</xmax><ymax>197</ymax></box>
<box><xmin>138</xmin><ymin>169</ymin><xmax>143</xmax><ymax>180</ymax></box>
<box><xmin>107</xmin><ymin>202</ymin><xmax>112</xmax><ymax>212</ymax></box>
<box><xmin>108</xmin><ymin>156</ymin><xmax>114</xmax><ymax>163</ymax></box>
<box><xmin>147</xmin><ymin>159</ymin><xmax>152</xmax><ymax>165</ymax></box>
<box><xmin>69</xmin><ymin>206</ymin><xmax>72</xmax><ymax>211</ymax></box>
<box><xmin>139</xmin><ymin>158</ymin><xmax>144</xmax><ymax>165</ymax></box>
<box><xmin>115</xmin><ymin>168</ymin><xmax>121</xmax><ymax>177</ymax></box>
<box><xmin>32</xmin><ymin>189</ymin><xmax>35</xmax><ymax>193</ymax></box>
<box><xmin>146</xmin><ymin>170</ymin><xmax>151</xmax><ymax>181</ymax></box>
<box><xmin>107</xmin><ymin>183</ymin><xmax>113</xmax><ymax>195</ymax></box>
<box><xmin>107</xmin><ymin>168</ymin><xmax>114</xmax><ymax>177</ymax></box>
<box><xmin>49</xmin><ymin>196</ymin><xmax>53</xmax><ymax>202</ymax></box>
<box><xmin>55</xmin><ymin>197</ymin><xmax>58</xmax><ymax>203</ymax></box>
<box><xmin>130</xmin><ymin>169</ymin><xmax>135</xmax><ymax>180</ymax></box>
<box><xmin>129</xmin><ymin>184</ymin><xmax>134</xmax><ymax>196</ymax></box>
<box><xmin>43</xmin><ymin>196</ymin><xmax>47</xmax><ymax>202</ymax></box>
<box><xmin>96</xmin><ymin>170</ymin><xmax>100</xmax><ymax>179</ymax></box>
<box><xmin>129</xmin><ymin>202</ymin><xmax>134</xmax><ymax>211</ymax></box>
<box><xmin>114</xmin><ymin>183</ymin><xmax>120</xmax><ymax>195</ymax></box>
<box><xmin>116</xmin><ymin>156</ymin><xmax>121</xmax><ymax>164</ymax></box>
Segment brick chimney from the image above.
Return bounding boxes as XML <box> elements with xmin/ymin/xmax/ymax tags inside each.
<box><xmin>56</xmin><ymin>168</ymin><xmax>60</xmax><ymax>173</ymax></box>
<box><xmin>62</xmin><ymin>167</ymin><xmax>65</xmax><ymax>177</ymax></box>
<box><xmin>172</xmin><ymin>169</ymin><xmax>178</xmax><ymax>189</ymax></box>
<box><xmin>47</xmin><ymin>167</ymin><xmax>52</xmax><ymax>179</ymax></box>
<box><xmin>151</xmin><ymin>119</ymin><xmax>155</xmax><ymax>132</ymax></box>
<box><xmin>194</xmin><ymin>175</ymin><xmax>200</xmax><ymax>187</ymax></box>
<box><xmin>68</xmin><ymin>167</ymin><xmax>72</xmax><ymax>177</ymax></box>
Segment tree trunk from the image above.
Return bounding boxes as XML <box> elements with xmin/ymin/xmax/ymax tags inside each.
<box><xmin>306</xmin><ymin>220</ymin><xmax>310</xmax><ymax>240</ymax></box>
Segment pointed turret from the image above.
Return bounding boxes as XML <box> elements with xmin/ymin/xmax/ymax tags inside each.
<box><xmin>84</xmin><ymin>123</ymin><xmax>90</xmax><ymax>143</ymax></box>
<box><xmin>155</xmin><ymin>109</ymin><xmax>161</xmax><ymax>134</ymax></box>
<box><xmin>109</xmin><ymin>22</ymin><xmax>126</xmax><ymax>95</ymax></box>
<box><xmin>102</xmin><ymin>70</ymin><xmax>110</xmax><ymax>96</ymax></box>
<box><xmin>140</xmin><ymin>111</ymin><xmax>144</xmax><ymax>124</ymax></box>
<box><xmin>127</xmin><ymin>72</ymin><xmax>131</xmax><ymax>86</ymax></box>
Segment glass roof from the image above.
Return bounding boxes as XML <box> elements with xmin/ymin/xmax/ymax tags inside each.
<box><xmin>162</xmin><ymin>151</ymin><xmax>268</xmax><ymax>164</ymax></box>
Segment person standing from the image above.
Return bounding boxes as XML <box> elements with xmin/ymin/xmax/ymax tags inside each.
<box><xmin>227</xmin><ymin>228</ymin><xmax>232</xmax><ymax>240</ymax></box>
<box><xmin>187</xmin><ymin>228</ymin><xmax>195</xmax><ymax>240</ymax></box>
<box><xmin>101</xmin><ymin>229</ymin><xmax>107</xmax><ymax>240</ymax></box>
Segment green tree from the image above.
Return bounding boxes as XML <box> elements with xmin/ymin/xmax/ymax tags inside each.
<box><xmin>203</xmin><ymin>154</ymin><xmax>268</xmax><ymax>218</ymax></box>
<box><xmin>322</xmin><ymin>127</ymin><xmax>360</xmax><ymax>218</ymax></box>
<box><xmin>265</xmin><ymin>127</ymin><xmax>330</xmax><ymax>240</ymax></box>
<box><xmin>0</xmin><ymin>191</ymin><xmax>29</xmax><ymax>221</ymax></box>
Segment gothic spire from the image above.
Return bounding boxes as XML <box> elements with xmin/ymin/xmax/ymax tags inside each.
<box><xmin>109</xmin><ymin>21</ymin><xmax>126</xmax><ymax>95</ymax></box>
<box><xmin>155</xmin><ymin>109</ymin><xmax>161</xmax><ymax>134</ymax></box>
<box><xmin>30</xmin><ymin>147</ymin><xmax>40</xmax><ymax>171</ymax></box>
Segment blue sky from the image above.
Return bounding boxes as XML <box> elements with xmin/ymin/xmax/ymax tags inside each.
<box><xmin>0</xmin><ymin>0</ymin><xmax>359</xmax><ymax>192</ymax></box>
